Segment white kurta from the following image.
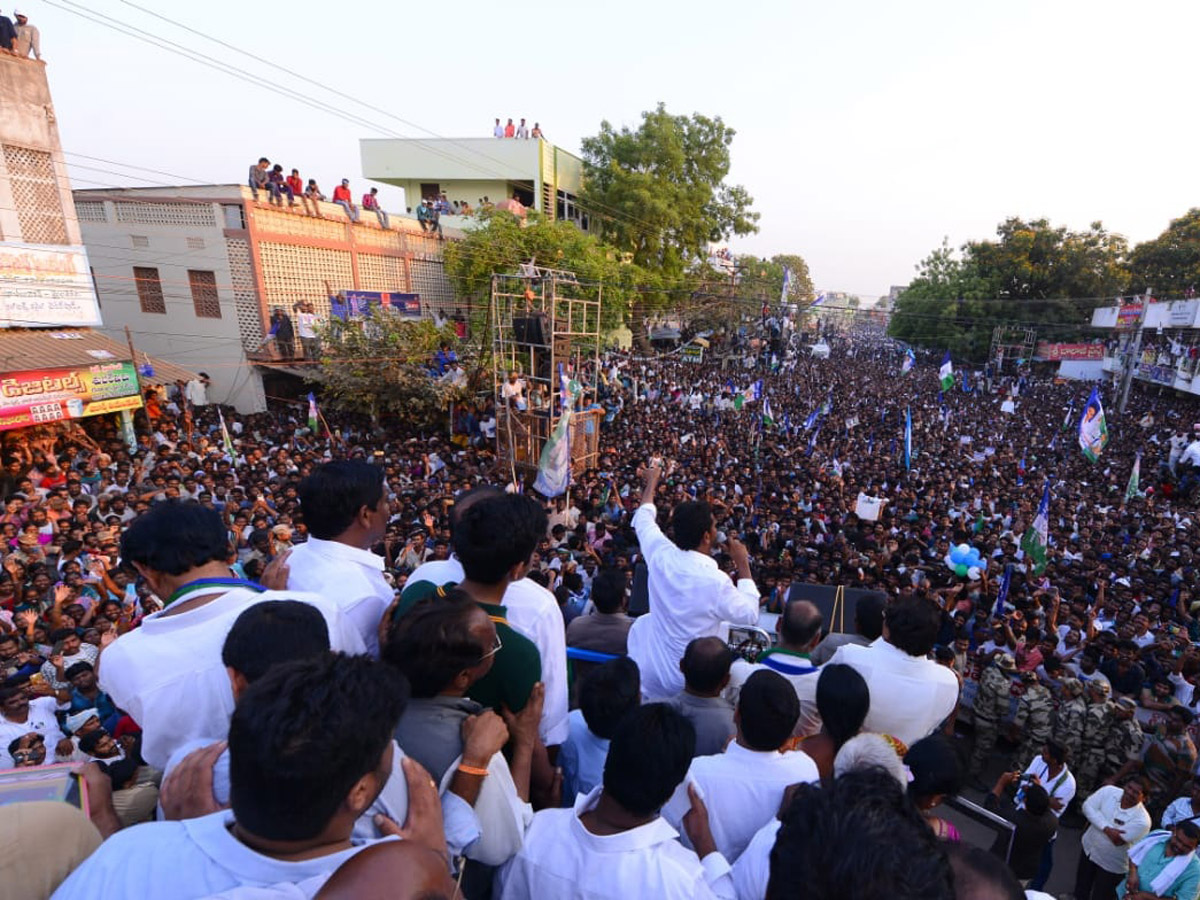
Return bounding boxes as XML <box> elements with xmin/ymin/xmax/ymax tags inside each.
<box><xmin>51</xmin><ymin>810</ymin><xmax>390</xmax><ymax>900</ymax></box>
<box><xmin>662</xmin><ymin>742</ymin><xmax>820</xmax><ymax>862</ymax></box>
<box><xmin>496</xmin><ymin>786</ymin><xmax>734</xmax><ymax>900</ymax></box>
<box><xmin>628</xmin><ymin>503</ymin><xmax>759</xmax><ymax>700</ymax></box>
<box><xmin>827</xmin><ymin>637</ymin><xmax>960</xmax><ymax>746</ymax></box>
<box><xmin>99</xmin><ymin>587</ymin><xmax>365</xmax><ymax>771</ymax></box>
<box><xmin>285</xmin><ymin>537</ymin><xmax>394</xmax><ymax>657</ymax></box>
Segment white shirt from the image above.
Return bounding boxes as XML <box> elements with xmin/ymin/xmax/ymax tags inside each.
<box><xmin>827</xmin><ymin>637</ymin><xmax>960</xmax><ymax>746</ymax></box>
<box><xmin>159</xmin><ymin>738</ymin><xmax>481</xmax><ymax>855</ymax></box>
<box><xmin>1163</xmin><ymin>796</ymin><xmax>1200</xmax><ymax>828</ymax></box>
<box><xmin>730</xmin><ymin>818</ymin><xmax>779</xmax><ymax>900</ymax></box>
<box><xmin>661</xmin><ymin>742</ymin><xmax>819</xmax><ymax>862</ymax></box>
<box><xmin>295</xmin><ymin>312</ymin><xmax>318</xmax><ymax>339</ymax></box>
<box><xmin>0</xmin><ymin>696</ymin><xmax>67</xmax><ymax>767</ymax></box>
<box><xmin>1020</xmin><ymin>757</ymin><xmax>1076</xmax><ymax>820</ymax></box>
<box><xmin>1080</xmin><ymin>785</ymin><xmax>1152</xmax><ymax>874</ymax></box>
<box><xmin>407</xmin><ymin>557</ymin><xmax>570</xmax><ymax>746</ymax></box>
<box><xmin>50</xmin><ymin>809</ymin><xmax>387</xmax><ymax>900</ymax></box>
<box><xmin>628</xmin><ymin>504</ymin><xmax>759</xmax><ymax>700</ymax></box>
<box><xmin>725</xmin><ymin>653</ymin><xmax>821</xmax><ymax>738</ymax></box>
<box><xmin>185</xmin><ymin>379</ymin><xmax>209</xmax><ymax>407</ymax></box>
<box><xmin>1182</xmin><ymin>440</ymin><xmax>1200</xmax><ymax>468</ymax></box>
<box><xmin>286</xmin><ymin>537</ymin><xmax>393</xmax><ymax>657</ymax></box>
<box><xmin>98</xmin><ymin>586</ymin><xmax>366</xmax><ymax>770</ymax></box>
<box><xmin>496</xmin><ymin>786</ymin><xmax>734</xmax><ymax>900</ymax></box>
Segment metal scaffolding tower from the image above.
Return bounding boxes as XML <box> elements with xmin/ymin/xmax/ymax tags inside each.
<box><xmin>491</xmin><ymin>267</ymin><xmax>603</xmax><ymax>485</ymax></box>
<box><xmin>990</xmin><ymin>325</ymin><xmax>1037</xmax><ymax>375</ymax></box>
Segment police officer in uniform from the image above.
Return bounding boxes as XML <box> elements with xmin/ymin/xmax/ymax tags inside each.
<box><xmin>1053</xmin><ymin>676</ymin><xmax>1088</xmax><ymax>766</ymax></box>
<box><xmin>1075</xmin><ymin>679</ymin><xmax>1114</xmax><ymax>797</ymax></box>
<box><xmin>1011</xmin><ymin>669</ymin><xmax>1055</xmax><ymax>770</ymax></box>
<box><xmin>971</xmin><ymin>651</ymin><xmax>1017</xmax><ymax>784</ymax></box>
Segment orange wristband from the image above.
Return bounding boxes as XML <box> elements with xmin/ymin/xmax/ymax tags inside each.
<box><xmin>457</xmin><ymin>763</ymin><xmax>489</xmax><ymax>777</ymax></box>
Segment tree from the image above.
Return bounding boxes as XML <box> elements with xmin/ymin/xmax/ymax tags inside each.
<box><xmin>314</xmin><ymin>314</ymin><xmax>463</xmax><ymax>428</ymax></box>
<box><xmin>889</xmin><ymin>219</ymin><xmax>1129</xmax><ymax>362</ymax></box>
<box><xmin>442</xmin><ymin>210</ymin><xmax>639</xmax><ymax>337</ymax></box>
<box><xmin>579</xmin><ymin>104</ymin><xmax>759</xmax><ymax>345</ymax></box>
<box><xmin>725</xmin><ymin>254</ymin><xmax>816</xmax><ymax>317</ymax></box>
<box><xmin>1127</xmin><ymin>208</ymin><xmax>1200</xmax><ymax>296</ymax></box>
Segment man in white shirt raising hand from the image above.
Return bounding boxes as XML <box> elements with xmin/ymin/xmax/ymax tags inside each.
<box><xmin>627</xmin><ymin>457</ymin><xmax>760</xmax><ymax>701</ymax></box>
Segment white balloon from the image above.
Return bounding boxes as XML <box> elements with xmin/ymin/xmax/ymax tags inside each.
<box><xmin>967</xmin><ymin>566</ymin><xmax>982</xmax><ymax>581</ymax></box>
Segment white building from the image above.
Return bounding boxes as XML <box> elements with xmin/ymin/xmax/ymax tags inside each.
<box><xmin>1091</xmin><ymin>297</ymin><xmax>1200</xmax><ymax>396</ymax></box>
<box><xmin>74</xmin><ymin>185</ymin><xmax>462</xmax><ymax>413</ymax></box>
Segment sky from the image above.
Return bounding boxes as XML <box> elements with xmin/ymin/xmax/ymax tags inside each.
<box><xmin>32</xmin><ymin>0</ymin><xmax>1200</xmax><ymax>300</ymax></box>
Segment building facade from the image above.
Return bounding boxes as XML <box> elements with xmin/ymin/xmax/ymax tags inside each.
<box><xmin>360</xmin><ymin>137</ymin><xmax>586</xmax><ymax>229</ymax></box>
<box><xmin>74</xmin><ymin>185</ymin><xmax>462</xmax><ymax>413</ymax></box>
<box><xmin>1091</xmin><ymin>297</ymin><xmax>1200</xmax><ymax>397</ymax></box>
<box><xmin>0</xmin><ymin>52</ymin><xmax>191</xmax><ymax>438</ymax></box>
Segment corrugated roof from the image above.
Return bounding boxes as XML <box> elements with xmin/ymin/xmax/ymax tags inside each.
<box><xmin>0</xmin><ymin>329</ymin><xmax>198</xmax><ymax>385</ymax></box>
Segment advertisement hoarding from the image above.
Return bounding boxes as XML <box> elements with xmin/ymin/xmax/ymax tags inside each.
<box><xmin>0</xmin><ymin>361</ymin><xmax>142</xmax><ymax>432</ymax></box>
<box><xmin>1033</xmin><ymin>342</ymin><xmax>1104</xmax><ymax>361</ymax></box>
<box><xmin>328</xmin><ymin>291</ymin><xmax>422</xmax><ymax>320</ymax></box>
<box><xmin>0</xmin><ymin>243</ymin><xmax>102</xmax><ymax>328</ymax></box>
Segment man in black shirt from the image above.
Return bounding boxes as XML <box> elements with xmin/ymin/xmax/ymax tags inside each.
<box><xmin>0</xmin><ymin>10</ymin><xmax>15</xmax><ymax>52</ymax></box>
<box><xmin>1101</xmin><ymin>639</ymin><xmax>1147</xmax><ymax>698</ymax></box>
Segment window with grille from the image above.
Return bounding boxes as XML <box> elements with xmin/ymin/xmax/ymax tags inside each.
<box><xmin>188</xmin><ymin>269</ymin><xmax>222</xmax><ymax>318</ymax></box>
<box><xmin>187</xmin><ymin>237</ymin><xmax>205</xmax><ymax>250</ymax></box>
<box><xmin>133</xmin><ymin>266</ymin><xmax>166</xmax><ymax>314</ymax></box>
<box><xmin>131</xmin><ymin>235</ymin><xmax>149</xmax><ymax>249</ymax></box>
<box><xmin>75</xmin><ymin>201</ymin><xmax>108</xmax><ymax>223</ymax></box>
<box><xmin>115</xmin><ymin>202</ymin><xmax>217</xmax><ymax>227</ymax></box>
<box><xmin>2</xmin><ymin>144</ymin><xmax>68</xmax><ymax>244</ymax></box>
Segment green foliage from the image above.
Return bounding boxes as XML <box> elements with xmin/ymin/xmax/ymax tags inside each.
<box><xmin>314</xmin><ymin>315</ymin><xmax>464</xmax><ymax>427</ymax></box>
<box><xmin>730</xmin><ymin>254</ymin><xmax>816</xmax><ymax>310</ymax></box>
<box><xmin>1127</xmin><ymin>208</ymin><xmax>1200</xmax><ymax>296</ymax></box>
<box><xmin>442</xmin><ymin>210</ymin><xmax>639</xmax><ymax>333</ymax></box>
<box><xmin>889</xmin><ymin>219</ymin><xmax>1130</xmax><ymax>362</ymax></box>
<box><xmin>579</xmin><ymin>103</ymin><xmax>759</xmax><ymax>312</ymax></box>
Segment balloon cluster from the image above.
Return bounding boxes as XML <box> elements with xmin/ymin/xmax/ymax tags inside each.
<box><xmin>944</xmin><ymin>543</ymin><xmax>985</xmax><ymax>581</ymax></box>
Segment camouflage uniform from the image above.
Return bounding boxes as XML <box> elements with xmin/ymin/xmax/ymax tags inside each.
<box><xmin>970</xmin><ymin>656</ymin><xmax>1015</xmax><ymax>776</ymax></box>
<box><xmin>1052</xmin><ymin>680</ymin><xmax>1088</xmax><ymax>765</ymax></box>
<box><xmin>1104</xmin><ymin>705</ymin><xmax>1147</xmax><ymax>782</ymax></box>
<box><xmin>1075</xmin><ymin>683</ymin><xmax>1114</xmax><ymax>796</ymax></box>
<box><xmin>1012</xmin><ymin>676</ymin><xmax>1055</xmax><ymax>770</ymax></box>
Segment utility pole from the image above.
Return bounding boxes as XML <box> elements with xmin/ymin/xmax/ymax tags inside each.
<box><xmin>1118</xmin><ymin>291</ymin><xmax>1149</xmax><ymax>415</ymax></box>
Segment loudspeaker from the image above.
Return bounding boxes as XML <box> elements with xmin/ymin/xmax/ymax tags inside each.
<box><xmin>513</xmin><ymin>314</ymin><xmax>548</xmax><ymax>346</ymax></box>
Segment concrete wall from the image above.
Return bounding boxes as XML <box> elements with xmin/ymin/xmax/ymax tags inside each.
<box><xmin>75</xmin><ymin>198</ymin><xmax>265</xmax><ymax>413</ymax></box>
<box><xmin>362</xmin><ymin>137</ymin><xmax>543</xmax><ymax>184</ymax></box>
<box><xmin>394</xmin><ymin>179</ymin><xmax>511</xmax><ymax>212</ymax></box>
<box><xmin>0</xmin><ymin>53</ymin><xmax>81</xmax><ymax>246</ymax></box>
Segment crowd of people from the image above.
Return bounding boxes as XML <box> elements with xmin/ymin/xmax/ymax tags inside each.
<box><xmin>246</xmin><ymin>159</ymin><xmax>392</xmax><ymax>229</ymax></box>
<box><xmin>491</xmin><ymin>118</ymin><xmax>544</xmax><ymax>140</ymax></box>
<box><xmin>0</xmin><ymin>8</ymin><xmax>39</xmax><ymax>59</ymax></box>
<box><xmin>3</xmin><ymin>326</ymin><xmax>1200</xmax><ymax>898</ymax></box>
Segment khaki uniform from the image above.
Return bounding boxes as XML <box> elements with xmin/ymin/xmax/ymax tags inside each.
<box><xmin>1012</xmin><ymin>682</ymin><xmax>1054</xmax><ymax>770</ymax></box>
<box><xmin>970</xmin><ymin>665</ymin><xmax>1013</xmax><ymax>775</ymax></box>
<box><xmin>1053</xmin><ymin>695</ymin><xmax>1088</xmax><ymax>764</ymax></box>
<box><xmin>1075</xmin><ymin>699</ymin><xmax>1113</xmax><ymax>795</ymax></box>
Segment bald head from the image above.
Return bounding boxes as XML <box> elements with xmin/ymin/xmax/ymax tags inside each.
<box><xmin>680</xmin><ymin>636</ymin><xmax>733</xmax><ymax>696</ymax></box>
<box><xmin>780</xmin><ymin>600</ymin><xmax>824</xmax><ymax>652</ymax></box>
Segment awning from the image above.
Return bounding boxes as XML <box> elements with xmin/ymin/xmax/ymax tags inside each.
<box><xmin>0</xmin><ymin>329</ymin><xmax>197</xmax><ymax>386</ymax></box>
<box><xmin>0</xmin><ymin>329</ymin><xmax>199</xmax><ymax>433</ymax></box>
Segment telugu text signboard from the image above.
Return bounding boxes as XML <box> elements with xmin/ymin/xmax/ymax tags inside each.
<box><xmin>1034</xmin><ymin>342</ymin><xmax>1104</xmax><ymax>361</ymax></box>
<box><xmin>0</xmin><ymin>361</ymin><xmax>142</xmax><ymax>432</ymax></box>
<box><xmin>0</xmin><ymin>243</ymin><xmax>102</xmax><ymax>328</ymax></box>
